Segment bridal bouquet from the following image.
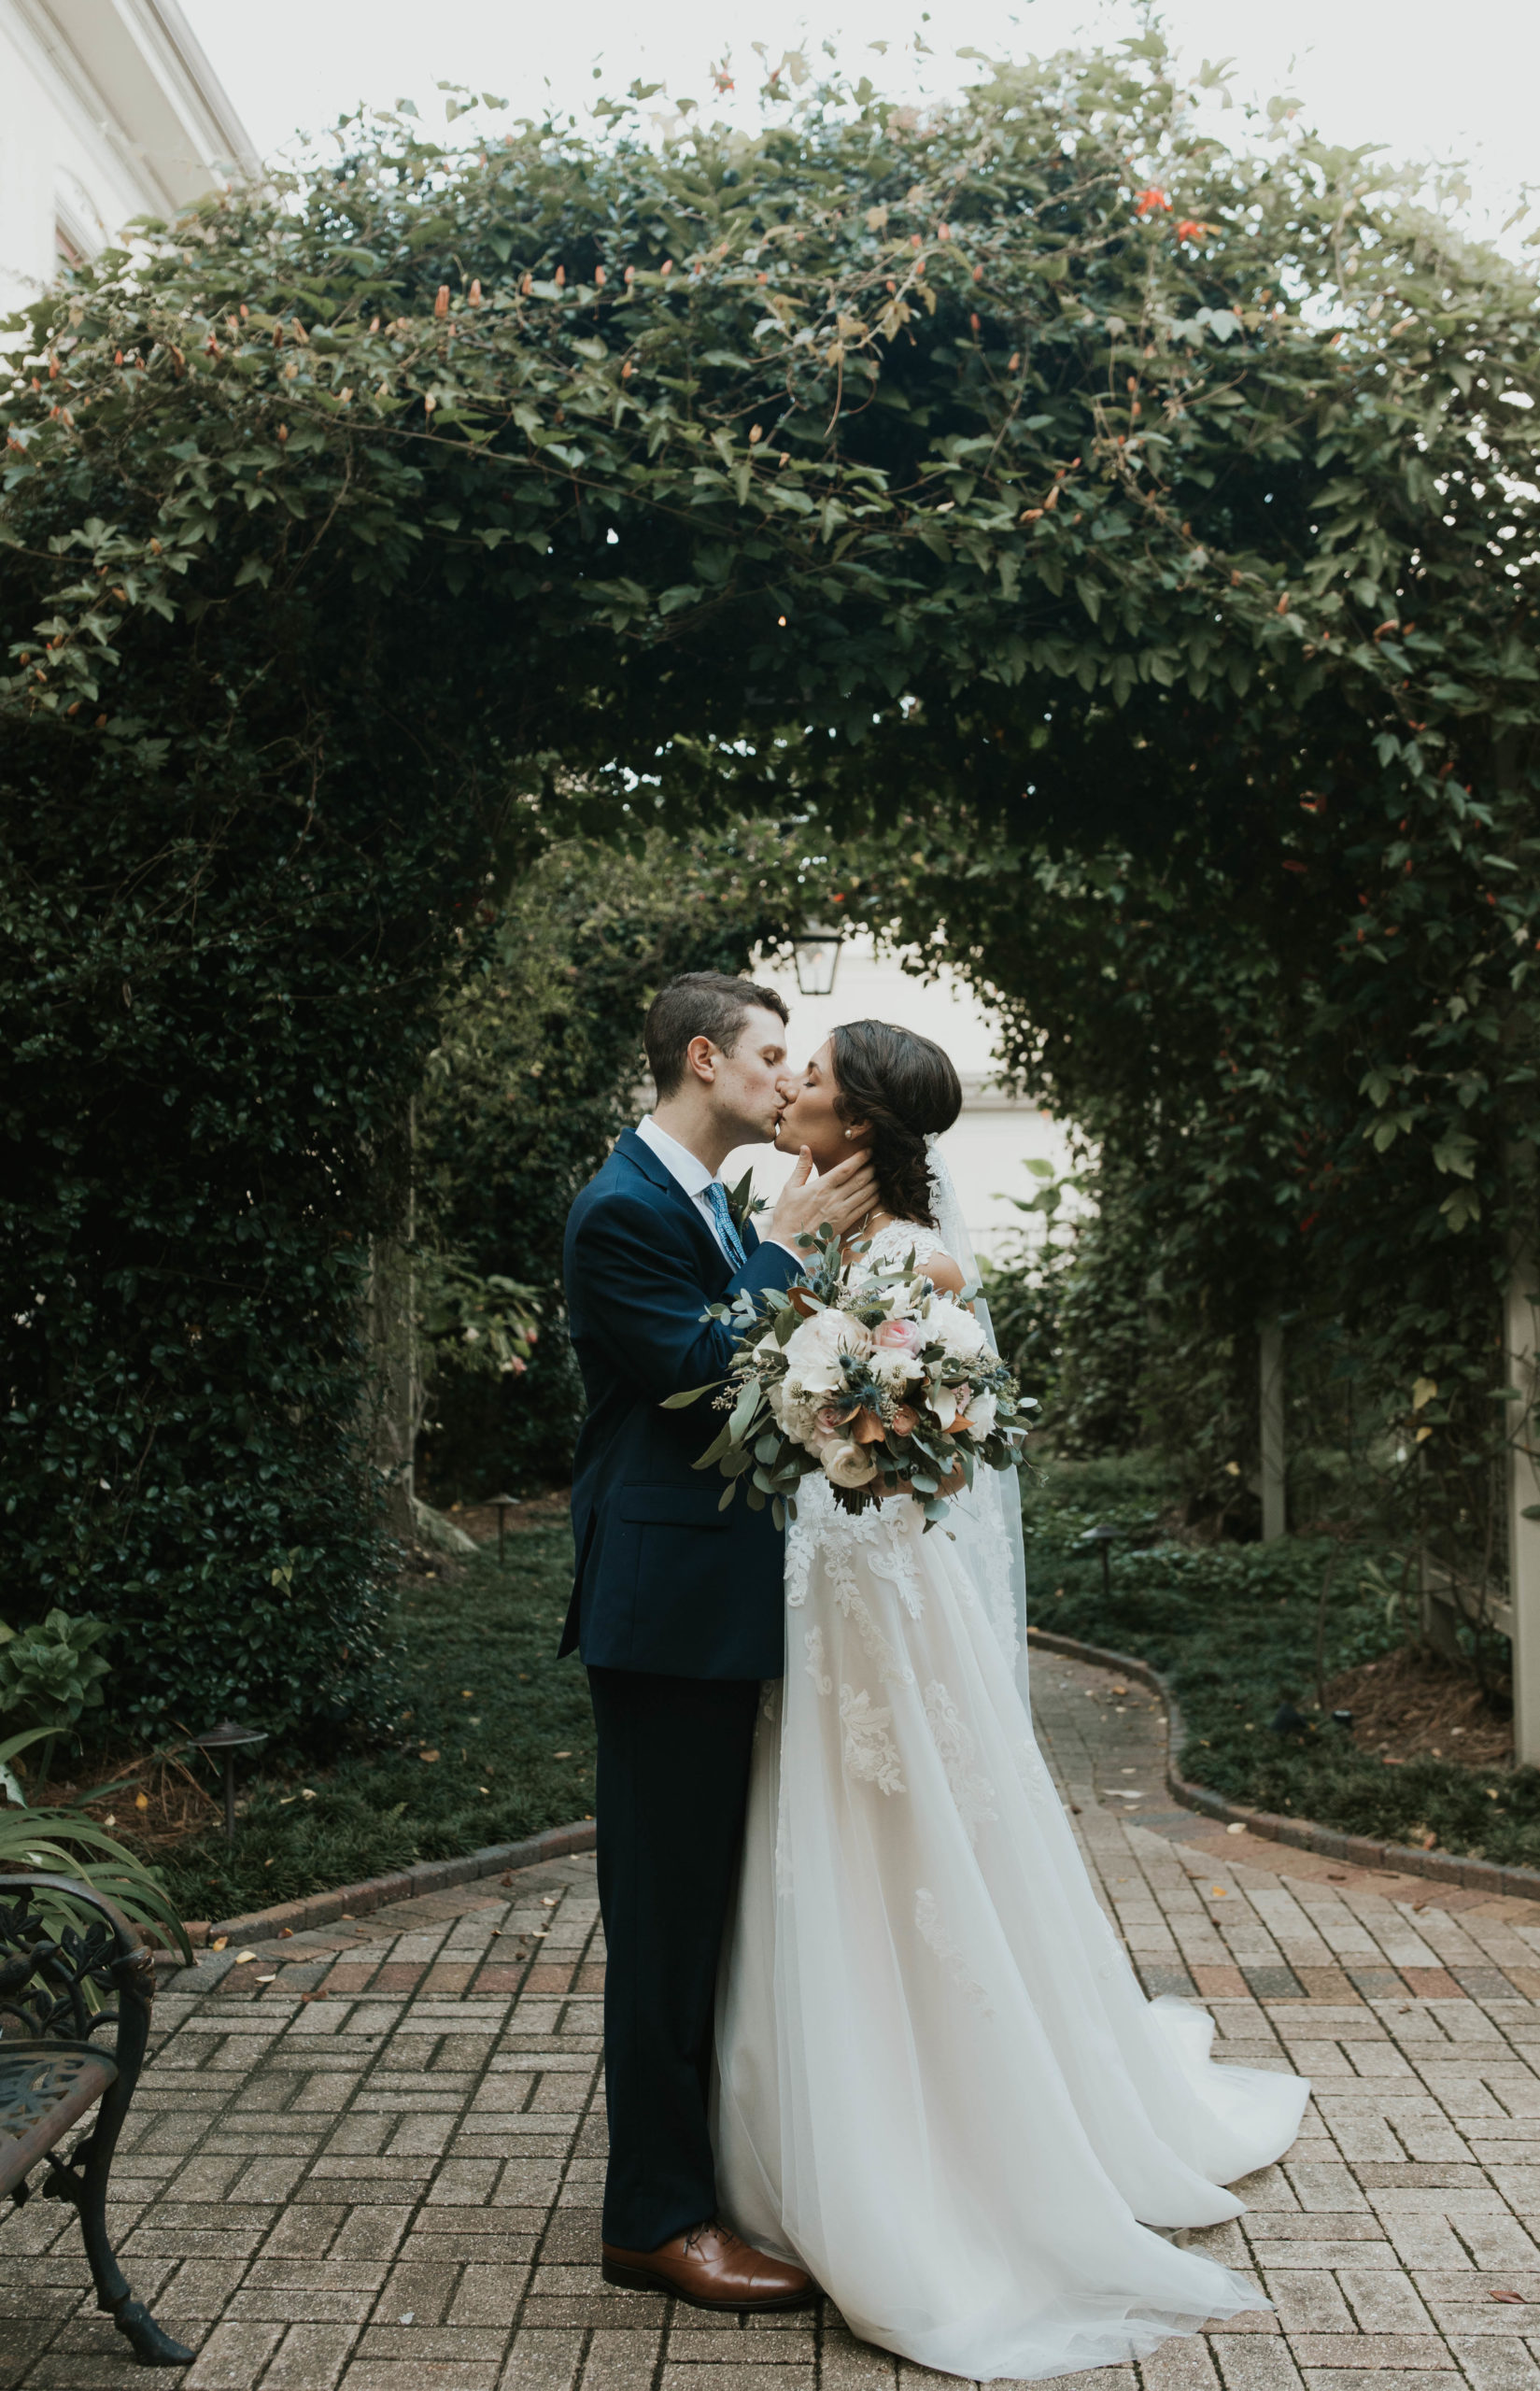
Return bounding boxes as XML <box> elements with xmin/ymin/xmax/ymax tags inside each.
<box><xmin>664</xmin><ymin>1225</ymin><xmax>1031</xmax><ymax>1526</ymax></box>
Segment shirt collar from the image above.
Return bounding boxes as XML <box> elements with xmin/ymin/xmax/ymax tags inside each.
<box><xmin>635</xmin><ymin>1114</ymin><xmax>717</xmax><ymax>1198</ymax></box>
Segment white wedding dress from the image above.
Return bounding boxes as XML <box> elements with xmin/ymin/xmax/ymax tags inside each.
<box><xmin>713</xmin><ymin>1219</ymin><xmax>1309</xmax><ymax>2383</ymax></box>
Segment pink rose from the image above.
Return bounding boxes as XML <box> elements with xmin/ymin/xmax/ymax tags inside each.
<box><xmin>875</xmin><ymin>1318</ymin><xmax>923</xmax><ymax>1355</ymax></box>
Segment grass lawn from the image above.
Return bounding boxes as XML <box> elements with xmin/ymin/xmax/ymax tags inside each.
<box><xmin>1025</xmin><ymin>1455</ymin><xmax>1540</xmax><ymax>1870</ymax></box>
<box><xmin>142</xmin><ymin>1520</ymin><xmax>593</xmax><ymax>1922</ymax></box>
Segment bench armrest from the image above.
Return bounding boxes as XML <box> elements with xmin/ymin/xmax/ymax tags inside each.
<box><xmin>0</xmin><ymin>1874</ymin><xmax>155</xmax><ymax>2052</ymax></box>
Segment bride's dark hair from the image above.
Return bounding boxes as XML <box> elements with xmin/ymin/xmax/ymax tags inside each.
<box><xmin>829</xmin><ymin>1021</ymin><xmax>963</xmax><ymax>1228</ymax></box>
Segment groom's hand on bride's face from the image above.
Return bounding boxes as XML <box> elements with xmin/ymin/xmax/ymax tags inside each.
<box><xmin>769</xmin><ymin>1146</ymin><xmax>879</xmax><ymax>1249</ymax></box>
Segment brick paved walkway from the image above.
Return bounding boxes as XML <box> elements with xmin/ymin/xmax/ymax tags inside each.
<box><xmin>7</xmin><ymin>1652</ymin><xmax>1540</xmax><ymax>2390</ymax></box>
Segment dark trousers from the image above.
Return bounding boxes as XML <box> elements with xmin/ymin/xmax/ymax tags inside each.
<box><xmin>586</xmin><ymin>1666</ymin><xmax>761</xmax><ymax>2252</ymax></box>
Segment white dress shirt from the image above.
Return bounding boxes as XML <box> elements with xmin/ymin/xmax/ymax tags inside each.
<box><xmin>634</xmin><ymin>1116</ymin><xmax>802</xmax><ymax>1266</ymax></box>
<box><xmin>635</xmin><ymin>1114</ymin><xmax>734</xmax><ymax>1258</ymax></box>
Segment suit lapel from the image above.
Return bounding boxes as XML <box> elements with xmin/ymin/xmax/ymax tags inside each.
<box><xmin>614</xmin><ymin>1128</ymin><xmax>733</xmax><ymax>1288</ymax></box>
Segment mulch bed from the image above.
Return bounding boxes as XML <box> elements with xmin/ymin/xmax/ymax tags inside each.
<box><xmin>1324</xmin><ymin>1640</ymin><xmax>1514</xmax><ymax>1770</ymax></box>
<box><xmin>30</xmin><ymin>1745</ymin><xmax>223</xmax><ymax>1846</ymax></box>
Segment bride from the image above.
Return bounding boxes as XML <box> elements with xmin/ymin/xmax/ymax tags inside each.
<box><xmin>713</xmin><ymin>1020</ymin><xmax>1309</xmax><ymax>2383</ymax></box>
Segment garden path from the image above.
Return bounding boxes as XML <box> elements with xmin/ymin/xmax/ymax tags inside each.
<box><xmin>5</xmin><ymin>1654</ymin><xmax>1540</xmax><ymax>2390</ymax></box>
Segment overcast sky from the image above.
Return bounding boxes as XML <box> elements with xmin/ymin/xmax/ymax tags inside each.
<box><xmin>184</xmin><ymin>0</ymin><xmax>1538</xmax><ymax>247</ymax></box>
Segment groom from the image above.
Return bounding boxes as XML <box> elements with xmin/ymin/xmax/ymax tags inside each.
<box><xmin>561</xmin><ymin>971</ymin><xmax>877</xmax><ymax>2309</ymax></box>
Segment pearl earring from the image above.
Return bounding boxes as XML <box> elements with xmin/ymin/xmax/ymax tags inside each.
<box><xmin>845</xmin><ymin>1129</ymin><xmax>855</xmax><ymax>1139</ymax></box>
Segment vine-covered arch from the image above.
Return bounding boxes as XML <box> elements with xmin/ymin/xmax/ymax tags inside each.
<box><xmin>4</xmin><ymin>40</ymin><xmax>1537</xmax><ymax>1736</ymax></box>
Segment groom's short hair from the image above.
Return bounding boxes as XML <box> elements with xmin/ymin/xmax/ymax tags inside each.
<box><xmin>645</xmin><ymin>971</ymin><xmax>789</xmax><ymax>1099</ymax></box>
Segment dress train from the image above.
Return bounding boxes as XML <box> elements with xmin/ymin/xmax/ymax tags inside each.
<box><xmin>713</xmin><ymin>1468</ymin><xmax>1308</xmax><ymax>2381</ymax></box>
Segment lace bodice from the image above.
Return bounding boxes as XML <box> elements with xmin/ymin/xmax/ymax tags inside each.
<box><xmin>860</xmin><ymin>1220</ymin><xmax>946</xmax><ymax>1274</ymax></box>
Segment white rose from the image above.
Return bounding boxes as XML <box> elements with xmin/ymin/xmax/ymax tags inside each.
<box><xmin>784</xmin><ymin>1307</ymin><xmax>873</xmax><ymax>1394</ymax></box>
<box><xmin>929</xmin><ymin>1301</ymin><xmax>987</xmax><ymax>1364</ymax></box>
<box><xmin>821</xmin><ymin>1438</ymin><xmax>879</xmax><ymax>1490</ymax></box>
<box><xmin>770</xmin><ymin>1376</ymin><xmax>821</xmax><ymax>1444</ymax></box>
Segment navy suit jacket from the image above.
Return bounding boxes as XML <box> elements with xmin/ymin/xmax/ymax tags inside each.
<box><xmin>559</xmin><ymin>1128</ymin><xmax>803</xmax><ymax>1678</ymax></box>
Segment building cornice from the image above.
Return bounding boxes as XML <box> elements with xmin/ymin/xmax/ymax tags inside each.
<box><xmin>956</xmin><ymin>1074</ymin><xmax>1043</xmax><ymax>1113</ymax></box>
<box><xmin>8</xmin><ymin>0</ymin><xmax>258</xmax><ymax>221</ymax></box>
<box><xmin>119</xmin><ymin>0</ymin><xmax>259</xmax><ymax>178</ymax></box>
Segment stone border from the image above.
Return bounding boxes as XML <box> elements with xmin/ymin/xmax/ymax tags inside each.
<box><xmin>195</xmin><ymin>1817</ymin><xmax>598</xmax><ymax>1946</ymax></box>
<box><xmin>1025</xmin><ymin>1623</ymin><xmax>1540</xmax><ymax>1904</ymax></box>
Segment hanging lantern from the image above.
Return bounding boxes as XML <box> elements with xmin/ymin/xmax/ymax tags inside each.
<box><xmin>791</xmin><ymin>922</ymin><xmax>843</xmax><ymax>997</ymax></box>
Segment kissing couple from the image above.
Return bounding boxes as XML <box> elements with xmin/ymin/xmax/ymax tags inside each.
<box><xmin>560</xmin><ymin>971</ymin><xmax>1307</xmax><ymax>2382</ymax></box>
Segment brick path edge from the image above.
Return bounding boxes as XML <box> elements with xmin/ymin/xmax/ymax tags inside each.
<box><xmin>1025</xmin><ymin>1620</ymin><xmax>1540</xmax><ymax>1903</ymax></box>
<box><xmin>195</xmin><ymin>1814</ymin><xmax>598</xmax><ymax>1946</ymax></box>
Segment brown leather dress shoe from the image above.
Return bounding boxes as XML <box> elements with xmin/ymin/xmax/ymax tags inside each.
<box><xmin>601</xmin><ymin>2220</ymin><xmax>816</xmax><ymax>2310</ymax></box>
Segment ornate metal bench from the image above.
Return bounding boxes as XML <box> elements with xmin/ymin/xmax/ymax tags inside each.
<box><xmin>0</xmin><ymin>1872</ymin><xmax>191</xmax><ymax>2367</ymax></box>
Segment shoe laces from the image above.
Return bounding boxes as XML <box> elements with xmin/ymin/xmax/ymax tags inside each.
<box><xmin>683</xmin><ymin>2220</ymin><xmax>739</xmax><ymax>2257</ymax></box>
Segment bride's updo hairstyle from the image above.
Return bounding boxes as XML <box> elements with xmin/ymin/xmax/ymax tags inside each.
<box><xmin>829</xmin><ymin>1021</ymin><xmax>963</xmax><ymax>1229</ymax></box>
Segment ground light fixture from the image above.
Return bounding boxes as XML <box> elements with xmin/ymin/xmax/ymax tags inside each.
<box><xmin>487</xmin><ymin>1492</ymin><xmax>521</xmax><ymax>1559</ymax></box>
<box><xmin>1078</xmin><ymin>1521</ymin><xmax>1119</xmax><ymax>1600</ymax></box>
<box><xmin>191</xmin><ymin>1719</ymin><xmax>269</xmax><ymax>1840</ymax></box>
<box><xmin>790</xmin><ymin>923</ymin><xmax>844</xmax><ymax>997</ymax></box>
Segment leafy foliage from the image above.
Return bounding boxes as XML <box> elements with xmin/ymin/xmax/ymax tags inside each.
<box><xmin>413</xmin><ymin>1249</ymin><xmax>542</xmax><ymax>1464</ymax></box>
<box><xmin>980</xmin><ymin>1156</ymin><xmax>1158</xmax><ymax>1461</ymax></box>
<box><xmin>0</xmin><ymin>1607</ymin><xmax>114</xmax><ymax>1801</ymax></box>
<box><xmin>0</xmin><ymin>1728</ymin><xmax>189</xmax><ymax>1953</ymax></box>
<box><xmin>0</xmin><ymin>1609</ymin><xmax>111</xmax><ymax>1728</ymax></box>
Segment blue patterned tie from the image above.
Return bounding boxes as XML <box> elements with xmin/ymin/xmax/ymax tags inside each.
<box><xmin>703</xmin><ymin>1180</ymin><xmax>747</xmax><ymax>1270</ymax></box>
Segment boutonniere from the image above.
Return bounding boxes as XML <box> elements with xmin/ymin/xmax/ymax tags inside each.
<box><xmin>723</xmin><ymin>1168</ymin><xmax>767</xmax><ymax>1238</ymax></box>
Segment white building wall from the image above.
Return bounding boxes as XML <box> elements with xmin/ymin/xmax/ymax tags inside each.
<box><xmin>723</xmin><ymin>934</ymin><xmax>1076</xmax><ymax>1261</ymax></box>
<box><xmin>0</xmin><ymin>0</ymin><xmax>255</xmax><ymax>319</ymax></box>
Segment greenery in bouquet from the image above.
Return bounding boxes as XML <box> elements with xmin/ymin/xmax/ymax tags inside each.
<box><xmin>666</xmin><ymin>1227</ymin><xmax>1031</xmax><ymax>1528</ymax></box>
